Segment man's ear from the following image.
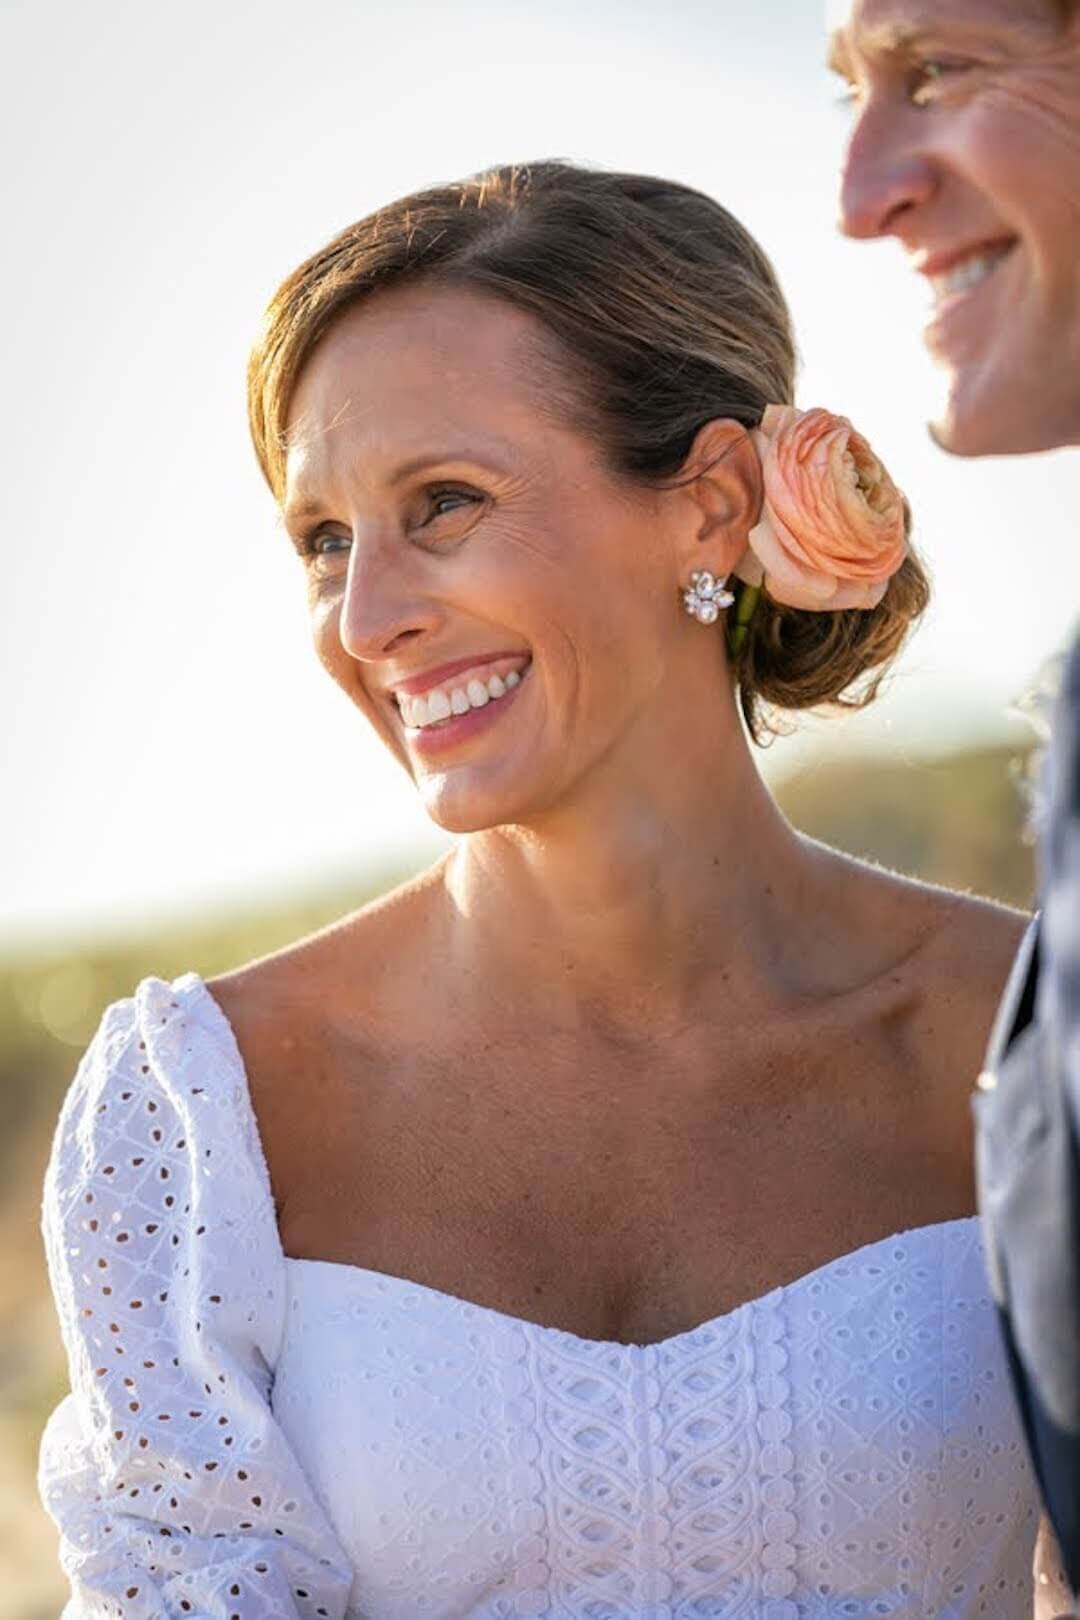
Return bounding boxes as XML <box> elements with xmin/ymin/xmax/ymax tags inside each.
<box><xmin>671</xmin><ymin>418</ymin><xmax>762</xmax><ymax>582</ymax></box>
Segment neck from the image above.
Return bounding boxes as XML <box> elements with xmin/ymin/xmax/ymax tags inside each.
<box><xmin>441</xmin><ymin>693</ymin><xmax>831</xmax><ymax>1030</ymax></box>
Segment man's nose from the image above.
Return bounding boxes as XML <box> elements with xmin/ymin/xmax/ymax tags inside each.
<box><xmin>839</xmin><ymin>103</ymin><xmax>936</xmax><ymax>240</ymax></box>
<box><xmin>338</xmin><ymin>539</ymin><xmax>440</xmax><ymax>665</ymax></box>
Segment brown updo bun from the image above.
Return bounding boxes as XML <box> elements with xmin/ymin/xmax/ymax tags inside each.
<box><xmin>733</xmin><ymin>505</ymin><xmax>929</xmax><ymax>742</ymax></box>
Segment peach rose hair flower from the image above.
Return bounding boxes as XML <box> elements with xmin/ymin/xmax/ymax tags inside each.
<box><xmin>733</xmin><ymin>406</ymin><xmax>908</xmax><ymax>611</ymax></box>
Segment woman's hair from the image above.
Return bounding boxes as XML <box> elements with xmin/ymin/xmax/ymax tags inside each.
<box><xmin>248</xmin><ymin>160</ymin><xmax>928</xmax><ymax>742</ymax></box>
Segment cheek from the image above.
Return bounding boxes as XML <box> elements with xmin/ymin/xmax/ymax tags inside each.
<box><xmin>308</xmin><ymin>586</ymin><xmax>346</xmax><ymax>681</ymax></box>
<box><xmin>966</xmin><ymin>84</ymin><xmax>1080</xmax><ymax>242</ymax></box>
<box><xmin>957</xmin><ymin>98</ymin><xmax>1036</xmax><ymax>210</ymax></box>
<box><xmin>309</xmin><ymin>604</ymin><xmax>407</xmax><ymax>764</ymax></box>
<box><xmin>560</xmin><ymin>563</ymin><xmax>673</xmax><ymax>714</ymax></box>
<box><xmin>307</xmin><ymin>588</ymin><xmax>386</xmax><ymax>730</ymax></box>
<box><xmin>508</xmin><ymin>513</ymin><xmax>668</xmax><ymax>659</ymax></box>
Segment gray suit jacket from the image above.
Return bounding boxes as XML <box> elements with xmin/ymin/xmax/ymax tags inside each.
<box><xmin>976</xmin><ymin>635</ymin><xmax>1080</xmax><ymax>1593</ymax></box>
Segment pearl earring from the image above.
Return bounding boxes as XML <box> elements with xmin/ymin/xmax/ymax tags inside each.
<box><xmin>683</xmin><ymin>570</ymin><xmax>735</xmax><ymax>625</ymax></box>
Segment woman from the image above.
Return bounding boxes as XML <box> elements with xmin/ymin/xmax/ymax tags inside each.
<box><xmin>38</xmin><ymin>162</ymin><xmax>1050</xmax><ymax>1616</ymax></box>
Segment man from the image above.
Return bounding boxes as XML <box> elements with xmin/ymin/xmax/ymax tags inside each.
<box><xmin>826</xmin><ymin>0</ymin><xmax>1080</xmax><ymax>1605</ymax></box>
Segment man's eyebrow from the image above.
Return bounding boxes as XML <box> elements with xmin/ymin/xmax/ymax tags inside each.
<box><xmin>827</xmin><ymin>11</ymin><xmax>953</xmax><ymax>72</ymax></box>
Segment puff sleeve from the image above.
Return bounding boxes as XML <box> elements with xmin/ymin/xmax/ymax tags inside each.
<box><xmin>37</xmin><ymin>975</ymin><xmax>355</xmax><ymax>1619</ymax></box>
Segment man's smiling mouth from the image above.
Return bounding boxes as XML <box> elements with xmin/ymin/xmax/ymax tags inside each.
<box><xmin>921</xmin><ymin>242</ymin><xmax>1016</xmax><ymax>308</ymax></box>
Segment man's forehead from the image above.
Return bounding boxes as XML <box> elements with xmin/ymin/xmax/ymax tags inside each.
<box><xmin>827</xmin><ymin>0</ymin><xmax>1052</xmax><ymax>57</ymax></box>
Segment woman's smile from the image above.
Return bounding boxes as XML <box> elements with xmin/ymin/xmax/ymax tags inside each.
<box><xmin>392</xmin><ymin>654</ymin><xmax>531</xmax><ymax>756</ymax></box>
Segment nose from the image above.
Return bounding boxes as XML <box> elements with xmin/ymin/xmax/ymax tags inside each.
<box><xmin>839</xmin><ymin>102</ymin><xmax>936</xmax><ymax>240</ymax></box>
<box><xmin>337</xmin><ymin>538</ymin><xmax>441</xmax><ymax>665</ymax></box>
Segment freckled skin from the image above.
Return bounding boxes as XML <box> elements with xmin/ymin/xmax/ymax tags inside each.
<box><xmin>830</xmin><ymin>0</ymin><xmax>1080</xmax><ymax>454</ymax></box>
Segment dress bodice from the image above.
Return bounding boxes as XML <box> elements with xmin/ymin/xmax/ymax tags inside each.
<box><xmin>274</xmin><ymin>1226</ymin><xmax>1036</xmax><ymax>1619</ymax></box>
<box><xmin>37</xmin><ymin>974</ymin><xmax>1038</xmax><ymax>1618</ymax></box>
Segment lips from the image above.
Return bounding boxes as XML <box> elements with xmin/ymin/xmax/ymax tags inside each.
<box><xmin>388</xmin><ymin>652</ymin><xmax>533</xmax><ymax>739</ymax></box>
<box><xmin>398</xmin><ymin>659</ymin><xmax>531</xmax><ymax>756</ymax></box>
<box><xmin>392</xmin><ymin>651</ymin><xmax>529</xmax><ymax>699</ymax></box>
<box><xmin>914</xmin><ymin>239</ymin><xmax>1017</xmax><ymax>307</ymax></box>
<box><xmin>399</xmin><ymin>662</ymin><xmax>526</xmax><ymax>730</ymax></box>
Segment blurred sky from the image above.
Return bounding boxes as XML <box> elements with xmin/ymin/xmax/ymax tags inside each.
<box><xmin>2</xmin><ymin>0</ymin><xmax>1076</xmax><ymax>942</ymax></box>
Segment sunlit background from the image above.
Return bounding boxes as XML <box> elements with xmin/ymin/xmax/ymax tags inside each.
<box><xmin>2</xmin><ymin>1</ymin><xmax>1074</xmax><ymax>1612</ymax></box>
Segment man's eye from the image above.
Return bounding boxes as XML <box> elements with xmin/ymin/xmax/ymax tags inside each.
<box><xmin>909</xmin><ymin>58</ymin><xmax>968</xmax><ymax>106</ymax></box>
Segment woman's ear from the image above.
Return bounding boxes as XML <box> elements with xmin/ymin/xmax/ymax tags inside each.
<box><xmin>671</xmin><ymin>419</ymin><xmax>762</xmax><ymax>583</ymax></box>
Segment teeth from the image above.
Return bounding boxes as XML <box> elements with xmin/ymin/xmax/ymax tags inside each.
<box><xmin>930</xmin><ymin>250</ymin><xmax>1008</xmax><ymax>304</ymax></box>
<box><xmin>398</xmin><ymin>663</ymin><xmax>528</xmax><ymax>730</ymax></box>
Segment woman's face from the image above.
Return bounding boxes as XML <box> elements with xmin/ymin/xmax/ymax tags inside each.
<box><xmin>281</xmin><ymin>285</ymin><xmax>713</xmax><ymax>833</ymax></box>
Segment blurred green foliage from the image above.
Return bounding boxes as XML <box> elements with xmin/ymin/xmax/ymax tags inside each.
<box><xmin>0</xmin><ymin>743</ymin><xmax>1035</xmax><ymax>1616</ymax></box>
<box><xmin>778</xmin><ymin>738</ymin><xmax>1037</xmax><ymax>911</ymax></box>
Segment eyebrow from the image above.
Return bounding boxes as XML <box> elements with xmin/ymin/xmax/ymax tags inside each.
<box><xmin>282</xmin><ymin>495</ymin><xmax>329</xmax><ymax>527</ymax></box>
<box><xmin>384</xmin><ymin>449</ymin><xmax>509</xmax><ymax>486</ymax></box>
<box><xmin>827</xmin><ymin>9</ymin><xmax>971</xmax><ymax>72</ymax></box>
<box><xmin>282</xmin><ymin>447</ymin><xmax>513</xmax><ymax>527</ymax></box>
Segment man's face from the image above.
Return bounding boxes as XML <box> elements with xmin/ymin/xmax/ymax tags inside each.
<box><xmin>829</xmin><ymin>0</ymin><xmax>1080</xmax><ymax>455</ymax></box>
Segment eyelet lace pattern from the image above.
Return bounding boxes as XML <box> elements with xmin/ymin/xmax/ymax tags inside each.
<box><xmin>39</xmin><ymin>978</ymin><xmax>353</xmax><ymax>1618</ymax></box>
<box><xmin>39</xmin><ymin>975</ymin><xmax>1039</xmax><ymax>1618</ymax></box>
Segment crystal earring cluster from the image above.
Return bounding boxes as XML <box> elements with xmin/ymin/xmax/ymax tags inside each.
<box><xmin>683</xmin><ymin>569</ymin><xmax>735</xmax><ymax>625</ymax></box>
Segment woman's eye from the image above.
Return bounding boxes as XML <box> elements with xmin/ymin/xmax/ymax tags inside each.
<box><xmin>414</xmin><ymin>486</ymin><xmax>485</xmax><ymax>539</ymax></box>
<box><xmin>426</xmin><ymin>487</ymin><xmax>481</xmax><ymax>522</ymax></box>
<box><xmin>301</xmin><ymin>528</ymin><xmax>351</xmax><ymax>560</ymax></box>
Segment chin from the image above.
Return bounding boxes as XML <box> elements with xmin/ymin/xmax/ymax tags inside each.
<box><xmin>414</xmin><ymin>772</ymin><xmax>539</xmax><ymax>837</ymax></box>
<box><xmin>929</xmin><ymin>350</ymin><xmax>1080</xmax><ymax>458</ymax></box>
<box><xmin>926</xmin><ymin>409</ymin><xmax>1027</xmax><ymax>458</ymax></box>
<box><xmin>421</xmin><ymin>799</ymin><xmax>509</xmax><ymax>836</ymax></box>
<box><xmin>930</xmin><ymin>409</ymin><xmax>1075</xmax><ymax>459</ymax></box>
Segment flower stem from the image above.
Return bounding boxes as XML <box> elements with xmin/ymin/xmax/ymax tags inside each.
<box><xmin>727</xmin><ymin>584</ymin><xmax>761</xmax><ymax>657</ymax></box>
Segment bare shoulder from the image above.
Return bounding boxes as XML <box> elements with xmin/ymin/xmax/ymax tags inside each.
<box><xmin>909</xmin><ymin>880</ymin><xmax>1029</xmax><ymax>1092</ymax></box>
<box><xmin>207</xmin><ymin>857</ymin><xmax>447</xmax><ymax>1025</ymax></box>
<box><xmin>837</xmin><ymin>849</ymin><xmax>1030</xmax><ymax>1093</ymax></box>
<box><xmin>826</xmin><ymin>852</ymin><xmax>1032</xmax><ymax>1206</ymax></box>
<box><xmin>204</xmin><ymin>859</ymin><xmax>448</xmax><ymax>1204</ymax></box>
<box><xmin>905</xmin><ymin>880</ymin><xmax>1029</xmax><ymax>1037</ymax></box>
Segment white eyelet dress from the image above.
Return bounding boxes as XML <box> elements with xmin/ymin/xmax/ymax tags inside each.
<box><xmin>39</xmin><ymin>975</ymin><xmax>1039</xmax><ymax>1619</ymax></box>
